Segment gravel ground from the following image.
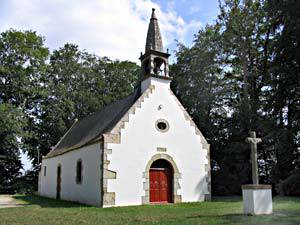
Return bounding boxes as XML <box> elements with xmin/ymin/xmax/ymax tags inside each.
<box><xmin>0</xmin><ymin>195</ymin><xmax>23</xmax><ymax>208</ymax></box>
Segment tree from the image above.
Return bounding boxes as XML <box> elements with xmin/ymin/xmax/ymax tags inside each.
<box><xmin>172</xmin><ymin>0</ymin><xmax>299</xmax><ymax>194</ymax></box>
<box><xmin>0</xmin><ymin>29</ymin><xmax>49</xmax><ymax>106</ymax></box>
<box><xmin>0</xmin><ymin>29</ymin><xmax>48</xmax><ymax>192</ymax></box>
<box><xmin>25</xmin><ymin>43</ymin><xmax>139</xmax><ymax>165</ymax></box>
<box><xmin>267</xmin><ymin>0</ymin><xmax>300</xmax><ymax>191</ymax></box>
<box><xmin>0</xmin><ymin>104</ymin><xmax>24</xmax><ymax>192</ymax></box>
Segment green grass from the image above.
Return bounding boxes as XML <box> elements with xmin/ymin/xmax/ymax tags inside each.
<box><xmin>0</xmin><ymin>195</ymin><xmax>299</xmax><ymax>225</ymax></box>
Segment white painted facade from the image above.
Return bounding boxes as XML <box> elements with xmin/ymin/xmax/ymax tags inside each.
<box><xmin>38</xmin><ymin>77</ymin><xmax>210</xmax><ymax>207</ymax></box>
<box><xmin>39</xmin><ymin>143</ymin><xmax>102</xmax><ymax>206</ymax></box>
<box><xmin>107</xmin><ymin>77</ymin><xmax>209</xmax><ymax>206</ymax></box>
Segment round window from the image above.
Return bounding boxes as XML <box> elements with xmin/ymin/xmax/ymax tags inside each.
<box><xmin>155</xmin><ymin>119</ymin><xmax>169</xmax><ymax>133</ymax></box>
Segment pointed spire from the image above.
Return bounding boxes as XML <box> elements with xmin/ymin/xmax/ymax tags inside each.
<box><xmin>145</xmin><ymin>8</ymin><xmax>163</xmax><ymax>52</ymax></box>
<box><xmin>151</xmin><ymin>7</ymin><xmax>157</xmax><ymax>19</ymax></box>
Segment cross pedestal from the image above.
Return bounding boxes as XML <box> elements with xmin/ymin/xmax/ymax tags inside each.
<box><xmin>242</xmin><ymin>131</ymin><xmax>272</xmax><ymax>215</ymax></box>
<box><xmin>242</xmin><ymin>184</ymin><xmax>272</xmax><ymax>215</ymax></box>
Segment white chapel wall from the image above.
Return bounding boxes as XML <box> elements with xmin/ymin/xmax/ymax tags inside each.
<box><xmin>39</xmin><ymin>142</ymin><xmax>102</xmax><ymax>206</ymax></box>
<box><xmin>107</xmin><ymin>77</ymin><xmax>209</xmax><ymax>206</ymax></box>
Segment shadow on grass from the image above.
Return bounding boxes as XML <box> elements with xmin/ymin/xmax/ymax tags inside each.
<box><xmin>211</xmin><ymin>195</ymin><xmax>242</xmax><ymax>202</ymax></box>
<box><xmin>185</xmin><ymin>213</ymin><xmax>242</xmax><ymax>219</ymax></box>
<box><xmin>13</xmin><ymin>195</ymin><xmax>91</xmax><ymax>208</ymax></box>
<box><xmin>185</xmin><ymin>212</ymin><xmax>299</xmax><ymax>225</ymax></box>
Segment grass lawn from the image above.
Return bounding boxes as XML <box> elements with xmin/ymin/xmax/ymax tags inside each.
<box><xmin>0</xmin><ymin>195</ymin><xmax>299</xmax><ymax>225</ymax></box>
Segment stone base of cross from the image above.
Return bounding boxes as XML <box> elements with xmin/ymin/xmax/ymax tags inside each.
<box><xmin>242</xmin><ymin>184</ymin><xmax>272</xmax><ymax>215</ymax></box>
<box><xmin>242</xmin><ymin>131</ymin><xmax>273</xmax><ymax>215</ymax></box>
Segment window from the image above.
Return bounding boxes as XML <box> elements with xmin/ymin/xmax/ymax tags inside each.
<box><xmin>155</xmin><ymin>119</ymin><xmax>169</xmax><ymax>133</ymax></box>
<box><xmin>157</xmin><ymin>122</ymin><xmax>167</xmax><ymax>130</ymax></box>
<box><xmin>44</xmin><ymin>166</ymin><xmax>47</xmax><ymax>176</ymax></box>
<box><xmin>76</xmin><ymin>159</ymin><xmax>83</xmax><ymax>184</ymax></box>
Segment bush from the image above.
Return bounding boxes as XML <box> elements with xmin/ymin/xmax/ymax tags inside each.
<box><xmin>0</xmin><ymin>186</ymin><xmax>17</xmax><ymax>194</ymax></box>
<box><xmin>276</xmin><ymin>171</ymin><xmax>300</xmax><ymax>196</ymax></box>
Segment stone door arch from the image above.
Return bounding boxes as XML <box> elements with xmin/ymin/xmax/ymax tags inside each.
<box><xmin>142</xmin><ymin>153</ymin><xmax>181</xmax><ymax>204</ymax></box>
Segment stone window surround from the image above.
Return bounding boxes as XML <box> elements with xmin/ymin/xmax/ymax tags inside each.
<box><xmin>76</xmin><ymin>159</ymin><xmax>83</xmax><ymax>184</ymax></box>
<box><xmin>142</xmin><ymin>153</ymin><xmax>182</xmax><ymax>204</ymax></box>
<box><xmin>155</xmin><ymin>119</ymin><xmax>169</xmax><ymax>133</ymax></box>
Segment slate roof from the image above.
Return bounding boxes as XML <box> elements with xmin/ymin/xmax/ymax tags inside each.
<box><xmin>45</xmin><ymin>87</ymin><xmax>140</xmax><ymax>158</ymax></box>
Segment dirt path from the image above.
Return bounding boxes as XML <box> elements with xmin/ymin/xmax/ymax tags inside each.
<box><xmin>0</xmin><ymin>195</ymin><xmax>23</xmax><ymax>208</ymax></box>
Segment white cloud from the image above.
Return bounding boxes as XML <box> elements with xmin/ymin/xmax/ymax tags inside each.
<box><xmin>0</xmin><ymin>0</ymin><xmax>201</xmax><ymax>62</ymax></box>
<box><xmin>190</xmin><ymin>5</ymin><xmax>201</xmax><ymax>14</ymax></box>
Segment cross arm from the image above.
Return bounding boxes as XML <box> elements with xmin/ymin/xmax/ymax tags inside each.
<box><xmin>245</xmin><ymin>137</ymin><xmax>262</xmax><ymax>144</ymax></box>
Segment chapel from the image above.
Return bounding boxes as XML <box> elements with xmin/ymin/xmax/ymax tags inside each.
<box><xmin>38</xmin><ymin>8</ymin><xmax>211</xmax><ymax>207</ymax></box>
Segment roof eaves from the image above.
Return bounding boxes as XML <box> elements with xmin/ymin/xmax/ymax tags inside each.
<box><xmin>43</xmin><ymin>135</ymin><xmax>104</xmax><ymax>159</ymax></box>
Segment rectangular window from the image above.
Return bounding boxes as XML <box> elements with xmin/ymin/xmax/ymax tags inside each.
<box><xmin>76</xmin><ymin>160</ymin><xmax>82</xmax><ymax>184</ymax></box>
<box><xmin>44</xmin><ymin>166</ymin><xmax>47</xmax><ymax>176</ymax></box>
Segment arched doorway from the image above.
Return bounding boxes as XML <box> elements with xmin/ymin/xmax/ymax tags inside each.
<box><xmin>149</xmin><ymin>159</ymin><xmax>173</xmax><ymax>203</ymax></box>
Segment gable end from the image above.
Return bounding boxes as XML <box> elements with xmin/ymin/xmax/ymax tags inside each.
<box><xmin>101</xmin><ymin>85</ymin><xmax>155</xmax><ymax>207</ymax></box>
<box><xmin>168</xmin><ymin>88</ymin><xmax>211</xmax><ymax>200</ymax></box>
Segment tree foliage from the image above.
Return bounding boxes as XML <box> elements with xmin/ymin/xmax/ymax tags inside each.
<box><xmin>0</xmin><ymin>32</ymin><xmax>138</xmax><ymax>192</ymax></box>
<box><xmin>0</xmin><ymin>104</ymin><xmax>24</xmax><ymax>192</ymax></box>
<box><xmin>0</xmin><ymin>29</ymin><xmax>48</xmax><ymax>192</ymax></box>
<box><xmin>25</xmin><ymin>43</ymin><xmax>139</xmax><ymax>165</ymax></box>
<box><xmin>172</xmin><ymin>0</ymin><xmax>299</xmax><ymax>195</ymax></box>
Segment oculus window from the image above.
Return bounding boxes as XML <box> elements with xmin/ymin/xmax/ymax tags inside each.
<box><xmin>155</xmin><ymin>119</ymin><xmax>169</xmax><ymax>133</ymax></box>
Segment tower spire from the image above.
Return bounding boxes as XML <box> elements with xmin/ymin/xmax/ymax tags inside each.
<box><xmin>139</xmin><ymin>8</ymin><xmax>171</xmax><ymax>81</ymax></box>
<box><xmin>145</xmin><ymin>8</ymin><xmax>163</xmax><ymax>52</ymax></box>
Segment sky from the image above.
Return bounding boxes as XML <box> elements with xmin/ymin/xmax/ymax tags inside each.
<box><xmin>0</xmin><ymin>0</ymin><xmax>219</xmax><ymax>171</ymax></box>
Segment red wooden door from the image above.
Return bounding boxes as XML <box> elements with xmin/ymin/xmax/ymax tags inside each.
<box><xmin>150</xmin><ymin>168</ymin><xmax>171</xmax><ymax>203</ymax></box>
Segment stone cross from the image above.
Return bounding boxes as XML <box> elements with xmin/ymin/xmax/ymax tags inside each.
<box><xmin>245</xmin><ymin>131</ymin><xmax>262</xmax><ymax>185</ymax></box>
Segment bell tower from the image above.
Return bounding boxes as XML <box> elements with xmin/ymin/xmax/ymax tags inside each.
<box><xmin>139</xmin><ymin>8</ymin><xmax>171</xmax><ymax>81</ymax></box>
